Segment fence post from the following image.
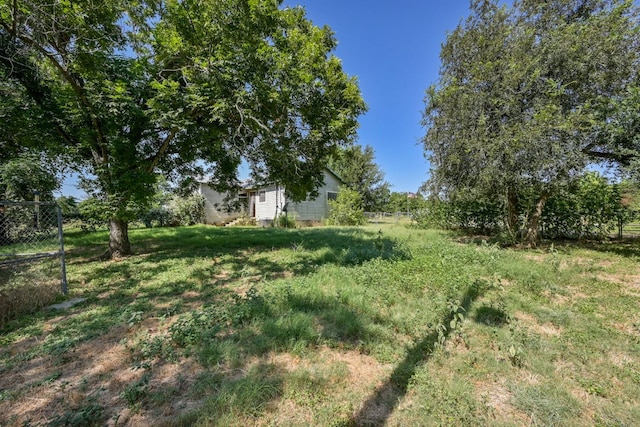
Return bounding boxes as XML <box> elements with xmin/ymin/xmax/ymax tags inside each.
<box><xmin>56</xmin><ymin>204</ymin><xmax>68</xmax><ymax>295</ymax></box>
<box><xmin>34</xmin><ymin>191</ymin><xmax>40</xmax><ymax>229</ymax></box>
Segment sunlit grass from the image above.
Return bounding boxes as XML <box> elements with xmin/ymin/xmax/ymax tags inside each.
<box><xmin>1</xmin><ymin>224</ymin><xmax>639</xmax><ymax>426</ymax></box>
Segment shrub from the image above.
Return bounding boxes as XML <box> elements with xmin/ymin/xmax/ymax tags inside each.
<box><xmin>169</xmin><ymin>194</ymin><xmax>205</xmax><ymax>226</ymax></box>
<box><xmin>413</xmin><ymin>198</ymin><xmax>457</xmax><ymax>229</ymax></box>
<box><xmin>139</xmin><ymin>207</ymin><xmax>172</xmax><ymax>228</ymax></box>
<box><xmin>414</xmin><ymin>193</ymin><xmax>503</xmax><ymax>233</ymax></box>
<box><xmin>234</xmin><ymin>214</ymin><xmax>257</xmax><ymax>226</ymax></box>
<box><xmin>276</xmin><ymin>214</ymin><xmax>296</xmax><ymax>228</ymax></box>
<box><xmin>327</xmin><ymin>188</ymin><xmax>367</xmax><ymax>226</ymax></box>
<box><xmin>542</xmin><ymin>173</ymin><xmax>629</xmax><ymax>239</ymax></box>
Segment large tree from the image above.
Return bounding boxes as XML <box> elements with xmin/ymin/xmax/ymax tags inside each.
<box><xmin>0</xmin><ymin>0</ymin><xmax>365</xmax><ymax>257</ymax></box>
<box><xmin>422</xmin><ymin>0</ymin><xmax>640</xmax><ymax>244</ymax></box>
<box><xmin>328</xmin><ymin>144</ymin><xmax>390</xmax><ymax>212</ymax></box>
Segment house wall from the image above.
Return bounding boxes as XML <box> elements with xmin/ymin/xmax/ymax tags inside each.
<box><xmin>200</xmin><ymin>169</ymin><xmax>341</xmax><ymax>226</ymax></box>
<box><xmin>287</xmin><ymin>170</ymin><xmax>341</xmax><ymax>222</ymax></box>
<box><xmin>198</xmin><ymin>184</ymin><xmax>242</xmax><ymax>225</ymax></box>
<box><xmin>254</xmin><ymin>185</ymin><xmax>285</xmax><ymax>223</ymax></box>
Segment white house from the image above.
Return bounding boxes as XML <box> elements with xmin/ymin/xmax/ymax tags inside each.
<box><xmin>196</xmin><ymin>184</ymin><xmax>246</xmax><ymax>225</ymax></box>
<box><xmin>197</xmin><ymin>169</ymin><xmax>342</xmax><ymax>226</ymax></box>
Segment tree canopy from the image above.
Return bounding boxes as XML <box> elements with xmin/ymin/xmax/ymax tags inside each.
<box><xmin>0</xmin><ymin>0</ymin><xmax>366</xmax><ymax>256</ymax></box>
<box><xmin>422</xmin><ymin>0</ymin><xmax>640</xmax><ymax>243</ymax></box>
<box><xmin>0</xmin><ymin>153</ymin><xmax>59</xmax><ymax>201</ymax></box>
<box><xmin>327</xmin><ymin>144</ymin><xmax>390</xmax><ymax>212</ymax></box>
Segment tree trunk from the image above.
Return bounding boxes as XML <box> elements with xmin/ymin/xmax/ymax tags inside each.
<box><xmin>523</xmin><ymin>191</ymin><xmax>549</xmax><ymax>247</ymax></box>
<box><xmin>506</xmin><ymin>187</ymin><xmax>519</xmax><ymax>239</ymax></box>
<box><xmin>109</xmin><ymin>219</ymin><xmax>131</xmax><ymax>258</ymax></box>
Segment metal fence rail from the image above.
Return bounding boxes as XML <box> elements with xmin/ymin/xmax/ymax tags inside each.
<box><xmin>1</xmin><ymin>200</ymin><xmax>67</xmax><ymax>324</ymax></box>
<box><xmin>621</xmin><ymin>222</ymin><xmax>640</xmax><ymax>237</ymax></box>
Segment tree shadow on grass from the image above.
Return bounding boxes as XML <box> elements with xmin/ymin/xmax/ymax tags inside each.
<box><xmin>67</xmin><ymin>226</ymin><xmax>410</xmax><ymax>269</ymax></box>
<box><xmin>185</xmin><ymin>290</ymin><xmax>372</xmax><ymax>361</ymax></box>
<box><xmin>61</xmin><ymin>226</ymin><xmax>410</xmax><ymax>306</ymax></box>
<box><xmin>0</xmin><ymin>226</ymin><xmax>416</xmax><ymax>425</ymax></box>
<box><xmin>345</xmin><ymin>281</ymin><xmax>485</xmax><ymax>427</ymax></box>
<box><xmin>554</xmin><ymin>237</ymin><xmax>640</xmax><ymax>259</ymax></box>
<box><xmin>0</xmin><ymin>224</ymin><xmax>472</xmax><ymax>342</ymax></box>
<box><xmin>1</xmin><ymin>226</ymin><xmax>409</xmax><ymax>362</ymax></box>
<box><xmin>453</xmin><ymin>231</ymin><xmax>640</xmax><ymax>260</ymax></box>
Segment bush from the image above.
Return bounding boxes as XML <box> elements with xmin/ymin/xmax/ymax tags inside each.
<box><xmin>233</xmin><ymin>214</ymin><xmax>257</xmax><ymax>226</ymax></box>
<box><xmin>169</xmin><ymin>194</ymin><xmax>205</xmax><ymax>226</ymax></box>
<box><xmin>276</xmin><ymin>214</ymin><xmax>296</xmax><ymax>228</ymax></box>
<box><xmin>416</xmin><ymin>173</ymin><xmax>632</xmax><ymax>241</ymax></box>
<box><xmin>77</xmin><ymin>197</ymin><xmax>111</xmax><ymax>231</ymax></box>
<box><xmin>327</xmin><ymin>189</ymin><xmax>367</xmax><ymax>226</ymax></box>
<box><xmin>413</xmin><ymin>198</ymin><xmax>457</xmax><ymax>229</ymax></box>
<box><xmin>139</xmin><ymin>207</ymin><xmax>172</xmax><ymax>228</ymax></box>
<box><xmin>542</xmin><ymin>173</ymin><xmax>629</xmax><ymax>239</ymax></box>
<box><xmin>414</xmin><ymin>193</ymin><xmax>503</xmax><ymax>233</ymax></box>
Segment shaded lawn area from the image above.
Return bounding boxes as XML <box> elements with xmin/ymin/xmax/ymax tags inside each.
<box><xmin>0</xmin><ymin>224</ymin><xmax>639</xmax><ymax>426</ymax></box>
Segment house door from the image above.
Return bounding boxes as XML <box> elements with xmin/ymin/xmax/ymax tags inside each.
<box><xmin>248</xmin><ymin>193</ymin><xmax>256</xmax><ymax>218</ymax></box>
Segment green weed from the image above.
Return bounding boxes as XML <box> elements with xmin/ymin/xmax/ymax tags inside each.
<box><xmin>121</xmin><ymin>370</ymin><xmax>152</xmax><ymax>408</ymax></box>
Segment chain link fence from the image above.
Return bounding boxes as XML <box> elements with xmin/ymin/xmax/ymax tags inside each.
<box><xmin>365</xmin><ymin>212</ymin><xmax>414</xmax><ymax>225</ymax></box>
<box><xmin>0</xmin><ymin>200</ymin><xmax>67</xmax><ymax>326</ymax></box>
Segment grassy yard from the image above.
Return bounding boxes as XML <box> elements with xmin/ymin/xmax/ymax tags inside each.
<box><xmin>1</xmin><ymin>224</ymin><xmax>639</xmax><ymax>426</ymax></box>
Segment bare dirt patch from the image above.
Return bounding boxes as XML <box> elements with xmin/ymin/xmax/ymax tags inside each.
<box><xmin>0</xmin><ymin>318</ymin><xmax>206</xmax><ymax>427</ymax></box>
<box><xmin>609</xmin><ymin>351</ymin><xmax>635</xmax><ymax>368</ymax></box>
<box><xmin>523</xmin><ymin>253</ymin><xmax>547</xmax><ymax>263</ymax></box>
<box><xmin>597</xmin><ymin>273</ymin><xmax>640</xmax><ymax>296</ymax></box>
<box><xmin>514</xmin><ymin>311</ymin><xmax>562</xmax><ymax>336</ymax></box>
<box><xmin>563</xmin><ymin>286</ymin><xmax>592</xmax><ymax>301</ymax></box>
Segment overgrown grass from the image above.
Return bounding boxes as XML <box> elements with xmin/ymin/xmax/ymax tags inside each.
<box><xmin>0</xmin><ymin>224</ymin><xmax>639</xmax><ymax>426</ymax></box>
<box><xmin>0</xmin><ymin>259</ymin><xmax>63</xmax><ymax>327</ymax></box>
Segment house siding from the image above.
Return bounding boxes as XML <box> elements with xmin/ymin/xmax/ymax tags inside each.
<box><xmin>287</xmin><ymin>170</ymin><xmax>341</xmax><ymax>222</ymax></box>
<box><xmin>198</xmin><ymin>184</ymin><xmax>242</xmax><ymax>224</ymax></box>
<box><xmin>254</xmin><ymin>185</ymin><xmax>285</xmax><ymax>222</ymax></box>
<box><xmin>198</xmin><ymin>169</ymin><xmax>341</xmax><ymax>226</ymax></box>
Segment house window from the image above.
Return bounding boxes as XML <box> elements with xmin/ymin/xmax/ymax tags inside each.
<box><xmin>259</xmin><ymin>191</ymin><xmax>266</xmax><ymax>203</ymax></box>
<box><xmin>327</xmin><ymin>191</ymin><xmax>338</xmax><ymax>201</ymax></box>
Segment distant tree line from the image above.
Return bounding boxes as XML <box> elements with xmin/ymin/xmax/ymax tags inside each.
<box><xmin>57</xmin><ymin>180</ymin><xmax>206</xmax><ymax>232</ymax></box>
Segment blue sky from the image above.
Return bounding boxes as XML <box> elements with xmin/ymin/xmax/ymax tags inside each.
<box><xmin>283</xmin><ymin>0</ymin><xmax>475</xmax><ymax>193</ymax></box>
<box><xmin>61</xmin><ymin>1</ymin><xmax>475</xmax><ymax>198</ymax></box>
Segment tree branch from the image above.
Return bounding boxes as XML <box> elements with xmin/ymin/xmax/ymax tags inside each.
<box><xmin>146</xmin><ymin>127</ymin><xmax>180</xmax><ymax>173</ymax></box>
<box><xmin>0</xmin><ymin>37</ymin><xmax>78</xmax><ymax>149</ymax></box>
<box><xmin>583</xmin><ymin>149</ymin><xmax>635</xmax><ymax>165</ymax></box>
<box><xmin>1</xmin><ymin>20</ymin><xmax>107</xmax><ymax>156</ymax></box>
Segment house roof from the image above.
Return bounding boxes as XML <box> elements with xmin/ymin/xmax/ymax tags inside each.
<box><xmin>324</xmin><ymin>167</ymin><xmax>344</xmax><ymax>185</ymax></box>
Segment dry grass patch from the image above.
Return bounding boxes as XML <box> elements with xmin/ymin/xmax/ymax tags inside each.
<box><xmin>514</xmin><ymin>311</ymin><xmax>562</xmax><ymax>336</ymax></box>
<box><xmin>475</xmin><ymin>380</ymin><xmax>531</xmax><ymax>425</ymax></box>
<box><xmin>262</xmin><ymin>347</ymin><xmax>392</xmax><ymax>425</ymax></box>
<box><xmin>0</xmin><ymin>316</ymin><xmax>207</xmax><ymax>427</ymax></box>
<box><xmin>608</xmin><ymin>351</ymin><xmax>636</xmax><ymax>368</ymax></box>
